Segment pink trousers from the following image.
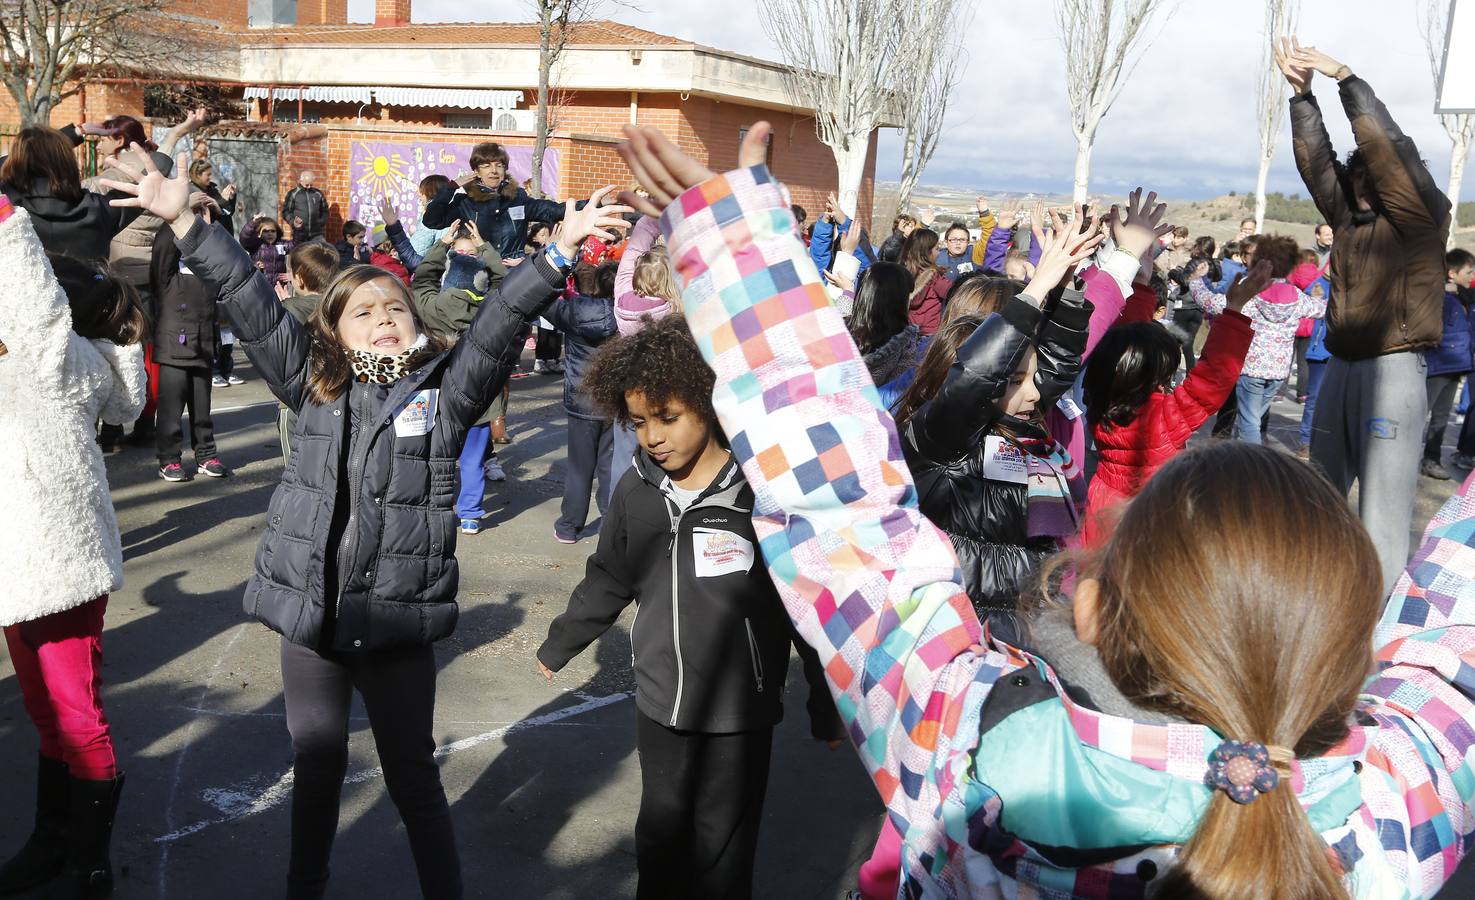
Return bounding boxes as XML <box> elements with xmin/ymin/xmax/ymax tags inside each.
<box><xmin>3</xmin><ymin>596</ymin><xmax>116</xmax><ymax>779</ymax></box>
<box><xmin>857</xmin><ymin>816</ymin><xmax>902</xmax><ymax>899</ymax></box>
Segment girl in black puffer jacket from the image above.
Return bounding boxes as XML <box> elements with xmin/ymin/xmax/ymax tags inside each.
<box><xmin>102</xmin><ymin>149</ymin><xmax>633</xmax><ymax>900</ymax></box>
<box><xmin>895</xmin><ymin>211</ymin><xmax>1100</xmax><ymax>624</ymax></box>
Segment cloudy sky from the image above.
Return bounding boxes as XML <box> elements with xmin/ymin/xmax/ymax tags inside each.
<box><xmin>345</xmin><ymin>0</ymin><xmax>1471</xmax><ymax>201</ymax></box>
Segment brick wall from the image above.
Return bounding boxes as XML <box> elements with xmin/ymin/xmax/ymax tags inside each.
<box><xmin>678</xmin><ymin>97</ymin><xmax>875</xmax><ymax>227</ymax></box>
<box><xmin>0</xmin><ymin>82</ymin><xmax>146</xmax><ymax>128</ymax></box>
<box><xmin>166</xmin><ymin>0</ymin><xmax>249</xmax><ymax>26</ymax></box>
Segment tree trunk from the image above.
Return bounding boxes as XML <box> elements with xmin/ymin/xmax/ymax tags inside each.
<box><xmin>1449</xmin><ymin>133</ymin><xmax>1470</xmax><ymax>248</ymax></box>
<box><xmin>531</xmin><ymin>13</ymin><xmax>552</xmax><ymax>197</ymax></box>
<box><xmin>1071</xmin><ymin>134</ymin><xmax>1094</xmax><ymax>206</ymax></box>
<box><xmin>833</xmin><ymin>134</ymin><xmax>868</xmax><ymax>219</ymax></box>
<box><xmin>895</xmin><ymin>127</ymin><xmax>918</xmax><ymax>219</ymax></box>
<box><xmin>1253</xmin><ymin>153</ymin><xmax>1272</xmax><ymax>233</ymax></box>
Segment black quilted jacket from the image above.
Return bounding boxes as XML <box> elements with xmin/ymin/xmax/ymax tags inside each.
<box><xmin>179</xmin><ymin>217</ymin><xmax>569</xmax><ymax>651</ymax></box>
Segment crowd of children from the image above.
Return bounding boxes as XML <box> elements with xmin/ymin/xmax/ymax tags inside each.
<box><xmin>2</xmin><ymin>31</ymin><xmax>1475</xmax><ymax>900</ymax></box>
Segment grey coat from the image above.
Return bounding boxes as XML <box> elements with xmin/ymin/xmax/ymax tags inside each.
<box><xmin>178</xmin><ymin>218</ymin><xmax>569</xmax><ymax>651</ymax></box>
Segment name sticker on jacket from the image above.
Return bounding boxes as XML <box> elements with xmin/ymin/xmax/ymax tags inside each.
<box><xmin>394</xmin><ymin>389</ymin><xmax>438</xmax><ymax>438</ymax></box>
<box><xmin>220</xmin><ymin>328</ymin><xmax>236</xmax><ymax>345</ymax></box>
<box><xmin>1056</xmin><ymin>395</ymin><xmax>1084</xmax><ymax>420</ymax></box>
<box><xmin>981</xmin><ymin>435</ymin><xmax>1029</xmax><ymax>484</ymax></box>
<box><xmin>508</xmin><ymin>205</ymin><xmax>525</xmax><ymax>222</ymax></box>
<box><xmin>692</xmin><ymin>527</ymin><xmax>754</xmax><ymax>578</ymax></box>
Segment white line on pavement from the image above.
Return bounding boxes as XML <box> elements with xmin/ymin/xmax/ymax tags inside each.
<box><xmin>152</xmin><ymin>689</ymin><xmax>631</xmax><ymax>845</ymax></box>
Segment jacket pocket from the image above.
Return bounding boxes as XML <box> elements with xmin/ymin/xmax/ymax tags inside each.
<box><xmin>744</xmin><ymin>618</ymin><xmax>765</xmax><ymax>694</ymax></box>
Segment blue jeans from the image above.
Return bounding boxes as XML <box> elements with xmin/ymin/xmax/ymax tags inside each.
<box><xmin>1235</xmin><ymin>375</ymin><xmax>1284</xmax><ymax>445</ymax></box>
<box><xmin>609</xmin><ymin>421</ymin><xmax>638</xmax><ymax>501</ymax></box>
<box><xmin>456</xmin><ymin>423</ymin><xmax>491</xmax><ymax>520</ymax></box>
<box><xmin>1298</xmin><ymin>361</ymin><xmax>1328</xmax><ymax>448</ymax></box>
<box><xmin>1460</xmin><ymin>378</ymin><xmax>1470</xmax><ymax>415</ymax></box>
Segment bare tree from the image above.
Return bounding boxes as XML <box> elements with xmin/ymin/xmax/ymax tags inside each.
<box><xmin>759</xmin><ymin>0</ymin><xmax>962</xmax><ymax>217</ymax></box>
<box><xmin>1419</xmin><ymin>0</ymin><xmax>1473</xmax><ymax>246</ymax></box>
<box><xmin>895</xmin><ymin>5</ymin><xmax>970</xmax><ymax>217</ymax></box>
<box><xmin>1053</xmin><ymin>0</ymin><xmax>1177</xmax><ymax>204</ymax></box>
<box><xmin>0</xmin><ymin>0</ymin><xmax>204</xmax><ymax>127</ymax></box>
<box><xmin>1252</xmin><ymin>0</ymin><xmax>1299</xmax><ymax>232</ymax></box>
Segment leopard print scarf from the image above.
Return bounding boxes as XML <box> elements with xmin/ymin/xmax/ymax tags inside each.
<box><xmin>347</xmin><ymin>334</ymin><xmax>435</xmax><ymax>385</ymax></box>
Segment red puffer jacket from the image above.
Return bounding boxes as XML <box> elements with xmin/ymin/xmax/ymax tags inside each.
<box><xmin>1082</xmin><ymin>285</ymin><xmax>1253</xmax><ymax>546</ymax></box>
<box><xmin>908</xmin><ymin>271</ymin><xmax>951</xmax><ymax>336</ymax></box>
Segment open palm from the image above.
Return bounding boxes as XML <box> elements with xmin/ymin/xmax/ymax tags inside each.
<box><xmin>99</xmin><ymin>147</ymin><xmax>193</xmax><ymax>223</ymax></box>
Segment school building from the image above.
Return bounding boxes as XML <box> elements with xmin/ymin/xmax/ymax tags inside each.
<box><xmin>0</xmin><ymin>0</ymin><xmax>880</xmax><ymax>240</ymax></box>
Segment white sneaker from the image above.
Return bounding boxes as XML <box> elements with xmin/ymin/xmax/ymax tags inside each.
<box><xmin>484</xmin><ymin>456</ymin><xmax>506</xmax><ymax>482</ymax></box>
<box><xmin>226</xmin><ymin>374</ymin><xmax>245</xmax><ymax>385</ymax></box>
<box><xmin>532</xmin><ymin>359</ymin><xmax>546</xmax><ymax>374</ymax></box>
<box><xmin>211</xmin><ymin>375</ymin><xmax>229</xmax><ymax>388</ymax></box>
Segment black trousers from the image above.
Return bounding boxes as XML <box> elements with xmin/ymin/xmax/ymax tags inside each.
<box><xmin>1170</xmin><ymin>309</ymin><xmax>1203</xmax><ymax>370</ymax></box>
<box><xmin>1426</xmin><ymin>374</ymin><xmax>1462</xmax><ymax>462</ymax></box>
<box><xmin>634</xmin><ymin>714</ymin><xmax>774</xmax><ymax>900</ymax></box>
<box><xmin>535</xmin><ymin>325</ymin><xmax>562</xmax><ymax>362</ymax></box>
<box><xmin>154</xmin><ymin>363</ymin><xmax>217</xmax><ymax>465</ymax></box>
<box><xmin>1293</xmin><ymin>335</ymin><xmax>1311</xmax><ymax>396</ymax></box>
<box><xmin>280</xmin><ymin>638</ymin><xmax>461</xmax><ymax>900</ymax></box>
<box><xmin>557</xmin><ymin>415</ymin><xmax>613</xmax><ymax>538</ymax></box>
<box><xmin>214</xmin><ymin>342</ymin><xmax>235</xmax><ymax>379</ymax></box>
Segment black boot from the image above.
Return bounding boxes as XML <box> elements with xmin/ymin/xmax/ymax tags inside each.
<box><xmin>0</xmin><ymin>755</ymin><xmax>70</xmax><ymax>895</ymax></box>
<box><xmin>95</xmin><ymin>424</ymin><xmax>125</xmax><ymax>455</ymax></box>
<box><xmin>43</xmin><ymin>774</ymin><xmax>123</xmax><ymax>900</ymax></box>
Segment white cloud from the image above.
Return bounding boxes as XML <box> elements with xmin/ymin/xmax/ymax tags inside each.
<box><xmin>347</xmin><ymin>0</ymin><xmax>1472</xmax><ymax>201</ymax></box>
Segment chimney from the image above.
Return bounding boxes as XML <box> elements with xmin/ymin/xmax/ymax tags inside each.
<box><xmin>298</xmin><ymin>0</ymin><xmax>348</xmax><ymax>25</ymax></box>
<box><xmin>374</xmin><ymin>0</ymin><xmax>411</xmax><ymax>26</ymax></box>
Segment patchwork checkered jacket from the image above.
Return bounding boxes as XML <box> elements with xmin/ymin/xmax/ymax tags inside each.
<box><xmin>659</xmin><ymin>164</ymin><xmax>1475</xmax><ymax>898</ymax></box>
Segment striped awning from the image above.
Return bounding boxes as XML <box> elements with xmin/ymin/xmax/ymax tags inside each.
<box><xmin>243</xmin><ymin>86</ymin><xmax>521</xmax><ymax>110</ymax></box>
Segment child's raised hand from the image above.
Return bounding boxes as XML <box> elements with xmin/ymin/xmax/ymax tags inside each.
<box><xmin>274</xmin><ymin>281</ymin><xmax>291</xmax><ymax>302</ymax></box>
<box><xmin>465</xmin><ymin>220</ymin><xmax>484</xmax><ymax>246</ymax></box>
<box><xmin>439</xmin><ymin>219</ymin><xmax>463</xmax><ymax>246</ymax></box>
<box><xmin>1025</xmin><ymin>203</ymin><xmax>1106</xmax><ymax>300</ymax></box>
<box><xmin>378</xmin><ymin>197</ymin><xmax>399</xmax><ymax>227</ymax></box>
<box><xmin>555</xmin><ymin>185</ymin><xmax>634</xmax><ymax>259</ymax></box>
<box><xmin>1109</xmin><ymin>187</ymin><xmax>1172</xmax><ymax>259</ymax></box>
<box><xmin>100</xmin><ymin>146</ymin><xmax>193</xmax><ymax>227</ymax></box>
<box><xmin>839</xmin><ymin>218</ymin><xmax>863</xmax><ymax>255</ymax></box>
<box><xmin>617</xmin><ymin>121</ymin><xmax>772</xmax><ymax>218</ymax></box>
<box><xmin>1224</xmin><ymin>259</ymin><xmax>1274</xmax><ymax>313</ymax></box>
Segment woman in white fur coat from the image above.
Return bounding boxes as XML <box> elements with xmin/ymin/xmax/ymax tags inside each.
<box><xmin>0</xmin><ymin>194</ymin><xmax>147</xmax><ymax>900</ymax></box>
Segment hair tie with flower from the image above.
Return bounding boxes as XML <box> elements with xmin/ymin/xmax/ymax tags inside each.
<box><xmin>1205</xmin><ymin>739</ymin><xmax>1282</xmax><ymax>805</ymax></box>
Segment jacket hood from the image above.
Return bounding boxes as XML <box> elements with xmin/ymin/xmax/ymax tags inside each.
<box><xmin>862</xmin><ymin>324</ymin><xmax>919</xmax><ymax>386</ymax></box>
<box><xmin>630</xmin><ymin>447</ymin><xmax>744</xmax><ymax>503</ymax></box>
<box><xmin>975</xmin><ymin>628</ymin><xmax>1367</xmax><ymax>856</ymax></box>
<box><xmin>1250</xmin><ymin>281</ymin><xmax>1305</xmax><ymax>325</ymax></box>
<box><xmin>7</xmin><ymin>180</ymin><xmax>91</xmax><ymax>224</ymax></box>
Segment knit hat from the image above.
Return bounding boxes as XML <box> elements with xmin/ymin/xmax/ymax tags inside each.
<box><xmin>442</xmin><ymin>251</ymin><xmax>490</xmax><ymax>295</ymax></box>
<box><xmin>370</xmin><ymin>224</ymin><xmax>389</xmax><ymax>247</ymax></box>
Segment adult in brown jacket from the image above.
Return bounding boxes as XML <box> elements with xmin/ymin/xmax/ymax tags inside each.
<box><xmin>1280</xmin><ymin>38</ymin><xmax>1452</xmax><ymax>592</ymax></box>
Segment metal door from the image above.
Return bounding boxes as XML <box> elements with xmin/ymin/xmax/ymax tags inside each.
<box><xmin>205</xmin><ymin>137</ymin><xmax>280</xmax><ymax>236</ymax></box>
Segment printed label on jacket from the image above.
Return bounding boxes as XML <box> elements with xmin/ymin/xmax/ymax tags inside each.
<box><xmin>508</xmin><ymin>205</ymin><xmax>526</xmax><ymax>222</ymax></box>
<box><xmin>981</xmin><ymin>435</ymin><xmax>1029</xmax><ymax>484</ymax></box>
<box><xmin>394</xmin><ymin>389</ymin><xmax>439</xmax><ymax>438</ymax></box>
<box><xmin>692</xmin><ymin>527</ymin><xmax>754</xmax><ymax>578</ymax></box>
<box><xmin>219</xmin><ymin>328</ymin><xmax>235</xmax><ymax>345</ymax></box>
<box><xmin>1056</xmin><ymin>395</ymin><xmax>1083</xmax><ymax>420</ymax></box>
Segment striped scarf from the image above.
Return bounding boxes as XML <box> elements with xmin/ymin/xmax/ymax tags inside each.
<box><xmin>1009</xmin><ymin>428</ymin><xmax>1083</xmax><ymax>540</ymax></box>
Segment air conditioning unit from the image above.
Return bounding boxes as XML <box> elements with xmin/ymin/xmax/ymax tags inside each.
<box><xmin>493</xmin><ymin>109</ymin><xmax>536</xmax><ymax>133</ymax></box>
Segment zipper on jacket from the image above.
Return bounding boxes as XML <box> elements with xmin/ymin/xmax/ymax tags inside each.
<box><xmin>334</xmin><ymin>387</ymin><xmax>372</xmax><ymax>619</ymax></box>
<box><xmin>744</xmin><ymin>618</ymin><xmax>765</xmax><ymax>693</ymax></box>
<box><xmin>666</xmin><ymin>500</ymin><xmax>685</xmax><ymax>727</ymax></box>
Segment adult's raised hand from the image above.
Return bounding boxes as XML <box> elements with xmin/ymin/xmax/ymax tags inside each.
<box><xmin>617</xmin><ymin>121</ymin><xmax>772</xmax><ymax>218</ymax></box>
<box><xmin>1273</xmin><ymin>37</ymin><xmax>1312</xmax><ymax>95</ymax></box>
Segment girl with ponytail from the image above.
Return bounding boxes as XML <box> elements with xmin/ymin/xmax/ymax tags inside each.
<box><xmin>617</xmin><ymin>119</ymin><xmax>1475</xmax><ymax>899</ymax></box>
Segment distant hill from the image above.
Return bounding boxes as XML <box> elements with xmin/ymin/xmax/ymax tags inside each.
<box><xmin>872</xmin><ymin>182</ymin><xmax>1475</xmax><ymax>248</ymax></box>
